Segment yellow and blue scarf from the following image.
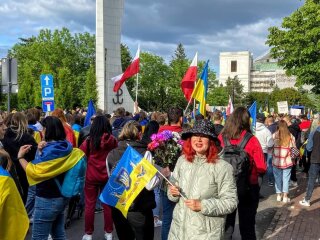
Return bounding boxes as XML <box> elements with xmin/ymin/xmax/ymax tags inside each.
<box><xmin>26</xmin><ymin>140</ymin><xmax>85</xmax><ymax>186</ymax></box>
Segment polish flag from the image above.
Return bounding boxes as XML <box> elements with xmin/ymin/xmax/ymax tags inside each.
<box><xmin>181</xmin><ymin>53</ymin><xmax>198</xmax><ymax>101</ymax></box>
<box><xmin>112</xmin><ymin>46</ymin><xmax>140</xmax><ymax>92</ymax></box>
<box><xmin>226</xmin><ymin>95</ymin><xmax>234</xmax><ymax>116</ymax></box>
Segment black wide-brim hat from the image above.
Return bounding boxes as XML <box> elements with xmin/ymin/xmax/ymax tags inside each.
<box><xmin>181</xmin><ymin>119</ymin><xmax>217</xmax><ymax>140</ymax></box>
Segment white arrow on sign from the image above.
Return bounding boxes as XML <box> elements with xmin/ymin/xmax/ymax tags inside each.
<box><xmin>44</xmin><ymin>75</ymin><xmax>50</xmax><ymax>86</ymax></box>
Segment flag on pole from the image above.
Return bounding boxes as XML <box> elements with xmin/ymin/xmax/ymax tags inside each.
<box><xmin>0</xmin><ymin>166</ymin><xmax>29</xmax><ymax>240</ymax></box>
<box><xmin>181</xmin><ymin>53</ymin><xmax>198</xmax><ymax>101</ymax></box>
<box><xmin>248</xmin><ymin>101</ymin><xmax>257</xmax><ymax>133</ymax></box>
<box><xmin>226</xmin><ymin>95</ymin><xmax>234</xmax><ymax>116</ymax></box>
<box><xmin>190</xmin><ymin>60</ymin><xmax>209</xmax><ymax>117</ymax></box>
<box><xmin>84</xmin><ymin>99</ymin><xmax>96</xmax><ymax>127</ymax></box>
<box><xmin>100</xmin><ymin>146</ymin><xmax>157</xmax><ymax>217</ymax></box>
<box><xmin>112</xmin><ymin>46</ymin><xmax>140</xmax><ymax>92</ymax></box>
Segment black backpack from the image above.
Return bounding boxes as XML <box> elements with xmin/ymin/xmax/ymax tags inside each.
<box><xmin>222</xmin><ymin>132</ymin><xmax>253</xmax><ymax>198</ymax></box>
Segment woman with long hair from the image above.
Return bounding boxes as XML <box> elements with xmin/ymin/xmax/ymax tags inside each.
<box><xmin>168</xmin><ymin>119</ymin><xmax>237</xmax><ymax>239</ymax></box>
<box><xmin>2</xmin><ymin>112</ymin><xmax>38</xmax><ymax>203</ymax></box>
<box><xmin>80</xmin><ymin>115</ymin><xmax>117</xmax><ymax>240</ymax></box>
<box><xmin>218</xmin><ymin>107</ymin><xmax>266</xmax><ymax>240</ymax></box>
<box><xmin>107</xmin><ymin>120</ymin><xmax>157</xmax><ymax>240</ymax></box>
<box><xmin>272</xmin><ymin>120</ymin><xmax>296</xmax><ymax>202</ymax></box>
<box><xmin>17</xmin><ymin>116</ymin><xmax>86</xmax><ymax>240</ymax></box>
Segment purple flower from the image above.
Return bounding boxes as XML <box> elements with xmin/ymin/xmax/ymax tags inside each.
<box><xmin>150</xmin><ymin>133</ymin><xmax>158</xmax><ymax>141</ymax></box>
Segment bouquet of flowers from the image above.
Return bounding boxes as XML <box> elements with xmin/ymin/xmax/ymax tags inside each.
<box><xmin>147</xmin><ymin>130</ymin><xmax>183</xmax><ymax>171</ymax></box>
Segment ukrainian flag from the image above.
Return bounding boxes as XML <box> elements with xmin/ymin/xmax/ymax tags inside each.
<box><xmin>191</xmin><ymin>60</ymin><xmax>209</xmax><ymax>117</ymax></box>
<box><xmin>0</xmin><ymin>166</ymin><xmax>29</xmax><ymax>240</ymax></box>
<box><xmin>100</xmin><ymin>146</ymin><xmax>157</xmax><ymax>217</ymax></box>
<box><xmin>26</xmin><ymin>140</ymin><xmax>85</xmax><ymax>186</ymax></box>
<box><xmin>249</xmin><ymin>101</ymin><xmax>257</xmax><ymax>134</ymax></box>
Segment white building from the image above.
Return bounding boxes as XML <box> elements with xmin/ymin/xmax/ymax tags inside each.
<box><xmin>219</xmin><ymin>51</ymin><xmax>298</xmax><ymax>93</ymax></box>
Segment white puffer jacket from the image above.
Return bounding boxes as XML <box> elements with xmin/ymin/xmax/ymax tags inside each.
<box><xmin>168</xmin><ymin>155</ymin><xmax>238</xmax><ymax>240</ymax></box>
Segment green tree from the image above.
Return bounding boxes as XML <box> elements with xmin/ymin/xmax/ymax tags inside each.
<box><xmin>168</xmin><ymin>43</ymin><xmax>190</xmax><ymax>109</ymax></box>
<box><xmin>82</xmin><ymin>64</ymin><xmax>97</xmax><ymax>106</ymax></box>
<box><xmin>138</xmin><ymin>52</ymin><xmax>171</xmax><ymax>111</ymax></box>
<box><xmin>245</xmin><ymin>92</ymin><xmax>270</xmax><ymax>110</ymax></box>
<box><xmin>225</xmin><ymin>76</ymin><xmax>244</xmax><ymax>106</ymax></box>
<box><xmin>267</xmin><ymin>0</ymin><xmax>320</xmax><ymax>92</ymax></box>
<box><xmin>121</xmin><ymin>44</ymin><xmax>132</xmax><ymax>71</ymax></box>
<box><xmin>10</xmin><ymin>28</ymin><xmax>96</xmax><ymax>110</ymax></box>
<box><xmin>207</xmin><ymin>86</ymin><xmax>228</xmax><ymax>106</ymax></box>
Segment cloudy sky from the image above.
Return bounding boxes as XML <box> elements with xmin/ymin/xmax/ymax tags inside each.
<box><xmin>0</xmin><ymin>0</ymin><xmax>303</xmax><ymax>72</ymax></box>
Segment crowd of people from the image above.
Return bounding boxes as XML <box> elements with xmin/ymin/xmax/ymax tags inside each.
<box><xmin>0</xmin><ymin>104</ymin><xmax>319</xmax><ymax>240</ymax></box>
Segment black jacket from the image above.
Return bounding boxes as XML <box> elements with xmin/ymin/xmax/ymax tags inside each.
<box><xmin>107</xmin><ymin>140</ymin><xmax>156</xmax><ymax>212</ymax></box>
<box><xmin>288</xmin><ymin>123</ymin><xmax>302</xmax><ymax>149</ymax></box>
<box><xmin>2</xmin><ymin>128</ymin><xmax>37</xmax><ymax>203</ymax></box>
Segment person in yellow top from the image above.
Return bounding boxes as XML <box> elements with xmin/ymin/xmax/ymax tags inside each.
<box><xmin>0</xmin><ymin>148</ymin><xmax>29</xmax><ymax>240</ymax></box>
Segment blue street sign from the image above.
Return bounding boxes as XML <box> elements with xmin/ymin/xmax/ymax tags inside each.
<box><xmin>42</xmin><ymin>100</ymin><xmax>55</xmax><ymax>112</ymax></box>
<box><xmin>41</xmin><ymin>74</ymin><xmax>54</xmax><ymax>100</ymax></box>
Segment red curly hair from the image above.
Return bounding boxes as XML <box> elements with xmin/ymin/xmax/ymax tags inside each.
<box><xmin>182</xmin><ymin>138</ymin><xmax>219</xmax><ymax>163</ymax></box>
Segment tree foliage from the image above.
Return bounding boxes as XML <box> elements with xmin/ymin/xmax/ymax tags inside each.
<box><xmin>267</xmin><ymin>0</ymin><xmax>320</xmax><ymax>92</ymax></box>
<box><xmin>10</xmin><ymin>28</ymin><xmax>96</xmax><ymax>110</ymax></box>
<box><xmin>225</xmin><ymin>76</ymin><xmax>244</xmax><ymax>106</ymax></box>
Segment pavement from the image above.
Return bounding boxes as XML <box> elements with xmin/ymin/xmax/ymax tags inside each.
<box><xmin>263</xmin><ymin>172</ymin><xmax>320</xmax><ymax>240</ymax></box>
<box><xmin>25</xmin><ymin>172</ymin><xmax>320</xmax><ymax>240</ymax></box>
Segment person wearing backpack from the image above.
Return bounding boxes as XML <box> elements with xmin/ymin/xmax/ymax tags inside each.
<box><xmin>218</xmin><ymin>107</ymin><xmax>266</xmax><ymax>240</ymax></box>
<box><xmin>17</xmin><ymin>116</ymin><xmax>86</xmax><ymax>240</ymax></box>
<box><xmin>80</xmin><ymin>116</ymin><xmax>118</xmax><ymax>240</ymax></box>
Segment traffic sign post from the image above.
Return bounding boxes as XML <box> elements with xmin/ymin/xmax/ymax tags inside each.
<box><xmin>40</xmin><ymin>74</ymin><xmax>55</xmax><ymax>112</ymax></box>
<box><xmin>42</xmin><ymin>100</ymin><xmax>55</xmax><ymax>112</ymax></box>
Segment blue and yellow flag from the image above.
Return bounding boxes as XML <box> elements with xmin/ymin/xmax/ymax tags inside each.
<box><xmin>249</xmin><ymin>101</ymin><xmax>257</xmax><ymax>134</ymax></box>
<box><xmin>26</xmin><ymin>140</ymin><xmax>85</xmax><ymax>186</ymax></box>
<box><xmin>84</xmin><ymin>99</ymin><xmax>96</xmax><ymax>127</ymax></box>
<box><xmin>191</xmin><ymin>60</ymin><xmax>209</xmax><ymax>117</ymax></box>
<box><xmin>100</xmin><ymin>146</ymin><xmax>157</xmax><ymax>217</ymax></box>
<box><xmin>0</xmin><ymin>166</ymin><xmax>29</xmax><ymax>240</ymax></box>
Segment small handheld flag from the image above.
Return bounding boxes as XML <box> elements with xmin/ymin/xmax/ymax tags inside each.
<box><xmin>181</xmin><ymin>53</ymin><xmax>198</xmax><ymax>101</ymax></box>
<box><xmin>191</xmin><ymin>60</ymin><xmax>209</xmax><ymax>117</ymax></box>
<box><xmin>84</xmin><ymin>99</ymin><xmax>96</xmax><ymax>127</ymax></box>
<box><xmin>226</xmin><ymin>95</ymin><xmax>234</xmax><ymax>116</ymax></box>
<box><xmin>248</xmin><ymin>101</ymin><xmax>257</xmax><ymax>133</ymax></box>
<box><xmin>100</xmin><ymin>146</ymin><xmax>157</xmax><ymax>217</ymax></box>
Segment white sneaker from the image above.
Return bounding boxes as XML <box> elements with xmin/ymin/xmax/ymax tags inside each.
<box><xmin>82</xmin><ymin>234</ymin><xmax>92</xmax><ymax>240</ymax></box>
<box><xmin>104</xmin><ymin>232</ymin><xmax>113</xmax><ymax>240</ymax></box>
<box><xmin>299</xmin><ymin>198</ymin><xmax>311</xmax><ymax>207</ymax></box>
<box><xmin>154</xmin><ymin>219</ymin><xmax>162</xmax><ymax>227</ymax></box>
<box><xmin>282</xmin><ymin>197</ymin><xmax>290</xmax><ymax>203</ymax></box>
<box><xmin>276</xmin><ymin>195</ymin><xmax>282</xmax><ymax>202</ymax></box>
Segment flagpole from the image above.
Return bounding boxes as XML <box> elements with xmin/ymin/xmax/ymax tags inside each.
<box><xmin>135</xmin><ymin>73</ymin><xmax>139</xmax><ymax>103</ymax></box>
<box><xmin>184</xmin><ymin>97</ymin><xmax>194</xmax><ymax>116</ymax></box>
<box><xmin>156</xmin><ymin>169</ymin><xmax>187</xmax><ymax>201</ymax></box>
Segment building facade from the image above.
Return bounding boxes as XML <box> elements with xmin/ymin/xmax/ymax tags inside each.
<box><xmin>219</xmin><ymin>51</ymin><xmax>297</xmax><ymax>93</ymax></box>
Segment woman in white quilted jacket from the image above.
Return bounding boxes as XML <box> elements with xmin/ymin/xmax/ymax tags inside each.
<box><xmin>168</xmin><ymin>119</ymin><xmax>238</xmax><ymax>240</ymax></box>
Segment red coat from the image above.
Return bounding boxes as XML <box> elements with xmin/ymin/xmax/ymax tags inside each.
<box><xmin>80</xmin><ymin>133</ymin><xmax>118</xmax><ymax>184</ymax></box>
<box><xmin>218</xmin><ymin>130</ymin><xmax>267</xmax><ymax>185</ymax></box>
<box><xmin>158</xmin><ymin>125</ymin><xmax>182</xmax><ymax>133</ymax></box>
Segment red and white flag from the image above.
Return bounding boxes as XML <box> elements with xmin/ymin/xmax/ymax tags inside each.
<box><xmin>112</xmin><ymin>46</ymin><xmax>140</xmax><ymax>92</ymax></box>
<box><xmin>181</xmin><ymin>52</ymin><xmax>198</xmax><ymax>101</ymax></box>
<box><xmin>226</xmin><ymin>95</ymin><xmax>234</xmax><ymax>116</ymax></box>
